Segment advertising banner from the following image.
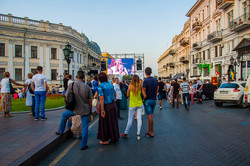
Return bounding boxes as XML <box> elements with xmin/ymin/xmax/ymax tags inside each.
<box><xmin>107</xmin><ymin>59</ymin><xmax>134</xmax><ymax>75</ymax></box>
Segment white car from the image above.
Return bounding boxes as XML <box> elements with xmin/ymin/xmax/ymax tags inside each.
<box><xmin>214</xmin><ymin>81</ymin><xmax>247</xmax><ymax>107</ymax></box>
<box><xmin>244</xmin><ymin>77</ymin><xmax>250</xmax><ymax>111</ymax></box>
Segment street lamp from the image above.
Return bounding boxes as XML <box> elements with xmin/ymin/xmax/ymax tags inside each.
<box><xmin>63</xmin><ymin>43</ymin><xmax>73</xmax><ymax>74</ymax></box>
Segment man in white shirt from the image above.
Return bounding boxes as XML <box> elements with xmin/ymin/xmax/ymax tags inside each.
<box><xmin>113</xmin><ymin>78</ymin><xmax>123</xmax><ymax>119</ymax></box>
<box><xmin>165</xmin><ymin>81</ymin><xmax>171</xmax><ymax>100</ymax></box>
<box><xmin>67</xmin><ymin>75</ymin><xmax>74</xmax><ymax>86</ymax></box>
<box><xmin>31</xmin><ymin>66</ymin><xmax>48</xmax><ymax>120</ymax></box>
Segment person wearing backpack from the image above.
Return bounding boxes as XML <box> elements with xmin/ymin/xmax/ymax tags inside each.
<box><xmin>24</xmin><ymin>73</ymin><xmax>35</xmax><ymax>116</ymax></box>
<box><xmin>56</xmin><ymin>70</ymin><xmax>93</xmax><ymax>150</ymax></box>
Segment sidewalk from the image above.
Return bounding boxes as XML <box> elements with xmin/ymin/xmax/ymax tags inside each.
<box><xmin>0</xmin><ymin>109</ymin><xmax>67</xmax><ymax>166</ymax></box>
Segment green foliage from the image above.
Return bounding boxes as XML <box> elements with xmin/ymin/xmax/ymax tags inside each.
<box><xmin>122</xmin><ymin>75</ymin><xmax>132</xmax><ymax>82</ymax></box>
<box><xmin>6</xmin><ymin>95</ymin><xmax>65</xmax><ymax>112</ymax></box>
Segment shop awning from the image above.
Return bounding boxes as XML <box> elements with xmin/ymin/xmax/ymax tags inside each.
<box><xmin>233</xmin><ymin>38</ymin><xmax>250</xmax><ymax>52</ymax></box>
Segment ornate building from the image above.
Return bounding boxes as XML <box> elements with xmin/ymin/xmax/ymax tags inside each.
<box><xmin>158</xmin><ymin>0</ymin><xmax>250</xmax><ymax>82</ymax></box>
<box><xmin>0</xmin><ymin>13</ymin><xmax>102</xmax><ymax>86</ymax></box>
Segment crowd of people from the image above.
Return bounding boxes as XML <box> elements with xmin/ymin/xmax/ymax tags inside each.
<box><xmin>1</xmin><ymin>65</ymin><xmax>206</xmax><ymax>151</ymax></box>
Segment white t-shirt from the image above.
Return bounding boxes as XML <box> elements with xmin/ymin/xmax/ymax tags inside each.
<box><xmin>68</xmin><ymin>80</ymin><xmax>74</xmax><ymax>86</ymax></box>
<box><xmin>31</xmin><ymin>74</ymin><xmax>47</xmax><ymax>91</ymax></box>
<box><xmin>113</xmin><ymin>83</ymin><xmax>122</xmax><ymax>100</ymax></box>
<box><xmin>0</xmin><ymin>78</ymin><xmax>10</xmax><ymax>93</ymax></box>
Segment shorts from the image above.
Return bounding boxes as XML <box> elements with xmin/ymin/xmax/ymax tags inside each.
<box><xmin>197</xmin><ymin>92</ymin><xmax>202</xmax><ymax>99</ymax></box>
<box><xmin>158</xmin><ymin>92</ymin><xmax>163</xmax><ymax>100</ymax></box>
<box><xmin>144</xmin><ymin>100</ymin><xmax>156</xmax><ymax>115</ymax></box>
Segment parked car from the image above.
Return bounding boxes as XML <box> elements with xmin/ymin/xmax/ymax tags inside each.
<box><xmin>214</xmin><ymin>81</ymin><xmax>247</xmax><ymax>107</ymax></box>
<box><xmin>193</xmin><ymin>83</ymin><xmax>217</xmax><ymax>100</ymax></box>
<box><xmin>244</xmin><ymin>77</ymin><xmax>250</xmax><ymax>111</ymax></box>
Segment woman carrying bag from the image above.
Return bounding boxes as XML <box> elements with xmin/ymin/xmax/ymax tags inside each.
<box><xmin>121</xmin><ymin>74</ymin><xmax>146</xmax><ymax>140</ymax></box>
<box><xmin>0</xmin><ymin>72</ymin><xmax>26</xmax><ymax>117</ymax></box>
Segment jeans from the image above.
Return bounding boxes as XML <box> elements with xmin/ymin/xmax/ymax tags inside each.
<box><xmin>124</xmin><ymin>105</ymin><xmax>143</xmax><ymax>135</ymax></box>
<box><xmin>31</xmin><ymin>96</ymin><xmax>35</xmax><ymax>116</ymax></box>
<box><xmin>144</xmin><ymin>100</ymin><xmax>156</xmax><ymax>115</ymax></box>
<box><xmin>183</xmin><ymin>93</ymin><xmax>190</xmax><ymax>109</ymax></box>
<box><xmin>116</xmin><ymin>99</ymin><xmax>121</xmax><ymax>118</ymax></box>
<box><xmin>35</xmin><ymin>91</ymin><xmax>46</xmax><ymax>119</ymax></box>
<box><xmin>58</xmin><ymin>110</ymin><xmax>89</xmax><ymax>148</ymax></box>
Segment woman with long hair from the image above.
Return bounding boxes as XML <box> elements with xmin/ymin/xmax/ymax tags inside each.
<box><xmin>121</xmin><ymin>75</ymin><xmax>146</xmax><ymax>140</ymax></box>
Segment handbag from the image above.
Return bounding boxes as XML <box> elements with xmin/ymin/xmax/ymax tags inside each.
<box><xmin>65</xmin><ymin>82</ymin><xmax>75</xmax><ymax>111</ymax></box>
<box><xmin>92</xmin><ymin>98</ymin><xmax>97</xmax><ymax>107</ymax></box>
<box><xmin>28</xmin><ymin>84</ymin><xmax>34</xmax><ymax>94</ymax></box>
<box><xmin>9</xmin><ymin>79</ymin><xmax>15</xmax><ymax>95</ymax></box>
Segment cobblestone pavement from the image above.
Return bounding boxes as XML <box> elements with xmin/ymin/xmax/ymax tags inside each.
<box><xmin>39</xmin><ymin>100</ymin><xmax>250</xmax><ymax>166</ymax></box>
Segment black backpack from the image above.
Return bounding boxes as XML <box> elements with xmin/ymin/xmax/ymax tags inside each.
<box><xmin>28</xmin><ymin>84</ymin><xmax>34</xmax><ymax>94</ymax></box>
<box><xmin>65</xmin><ymin>82</ymin><xmax>75</xmax><ymax>111</ymax></box>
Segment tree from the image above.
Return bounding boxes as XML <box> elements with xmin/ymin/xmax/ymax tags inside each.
<box><xmin>123</xmin><ymin>75</ymin><xmax>132</xmax><ymax>82</ymax></box>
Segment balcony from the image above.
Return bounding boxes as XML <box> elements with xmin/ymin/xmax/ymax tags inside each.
<box><xmin>193</xmin><ymin>42</ymin><xmax>202</xmax><ymax>50</ymax></box>
<box><xmin>193</xmin><ymin>58</ymin><xmax>200</xmax><ymax>64</ymax></box>
<box><xmin>179</xmin><ymin>56</ymin><xmax>189</xmax><ymax>64</ymax></box>
<box><xmin>180</xmin><ymin>38</ymin><xmax>190</xmax><ymax>46</ymax></box>
<box><xmin>230</xmin><ymin>13</ymin><xmax>250</xmax><ymax>32</ymax></box>
<box><xmin>207</xmin><ymin>31</ymin><xmax>222</xmax><ymax>43</ymax></box>
<box><xmin>169</xmin><ymin>49</ymin><xmax>176</xmax><ymax>55</ymax></box>
<box><xmin>192</xmin><ymin>21</ymin><xmax>202</xmax><ymax>31</ymax></box>
<box><xmin>169</xmin><ymin>63</ymin><xmax>175</xmax><ymax>68</ymax></box>
<box><xmin>216</xmin><ymin>0</ymin><xmax>234</xmax><ymax>10</ymax></box>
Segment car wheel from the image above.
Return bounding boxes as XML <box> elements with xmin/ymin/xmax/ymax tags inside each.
<box><xmin>239</xmin><ymin>96</ymin><xmax>247</xmax><ymax>108</ymax></box>
<box><xmin>215</xmin><ymin>101</ymin><xmax>223</xmax><ymax>107</ymax></box>
<box><xmin>202</xmin><ymin>94</ymin><xmax>206</xmax><ymax>100</ymax></box>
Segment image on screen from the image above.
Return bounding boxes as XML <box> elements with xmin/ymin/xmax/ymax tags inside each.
<box><xmin>107</xmin><ymin>59</ymin><xmax>134</xmax><ymax>75</ymax></box>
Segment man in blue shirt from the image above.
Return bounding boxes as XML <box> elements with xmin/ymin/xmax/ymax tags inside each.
<box><xmin>143</xmin><ymin>67</ymin><xmax>158</xmax><ymax>138</ymax></box>
<box><xmin>180</xmin><ymin>78</ymin><xmax>190</xmax><ymax>111</ymax></box>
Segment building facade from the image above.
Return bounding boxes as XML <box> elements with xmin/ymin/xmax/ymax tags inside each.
<box><xmin>158</xmin><ymin>0</ymin><xmax>250</xmax><ymax>82</ymax></box>
<box><xmin>0</xmin><ymin>13</ymin><xmax>102</xmax><ymax>86</ymax></box>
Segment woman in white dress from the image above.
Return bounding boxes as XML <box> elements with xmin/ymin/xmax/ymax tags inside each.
<box><xmin>24</xmin><ymin>73</ymin><xmax>33</xmax><ymax>115</ymax></box>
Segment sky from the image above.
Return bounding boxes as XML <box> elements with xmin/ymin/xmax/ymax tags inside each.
<box><xmin>0</xmin><ymin>0</ymin><xmax>197</xmax><ymax>76</ymax></box>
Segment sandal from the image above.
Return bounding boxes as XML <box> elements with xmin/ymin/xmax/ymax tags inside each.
<box><xmin>55</xmin><ymin>131</ymin><xmax>62</xmax><ymax>135</ymax></box>
<box><xmin>121</xmin><ymin>133</ymin><xmax>128</xmax><ymax>138</ymax></box>
<box><xmin>144</xmin><ymin>133</ymin><xmax>154</xmax><ymax>138</ymax></box>
<box><xmin>99</xmin><ymin>141</ymin><xmax>109</xmax><ymax>145</ymax></box>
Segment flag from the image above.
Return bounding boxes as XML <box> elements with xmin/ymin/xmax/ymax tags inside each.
<box><xmin>230</xmin><ymin>68</ymin><xmax>234</xmax><ymax>80</ymax></box>
<box><xmin>216</xmin><ymin>70</ymin><xmax>220</xmax><ymax>76</ymax></box>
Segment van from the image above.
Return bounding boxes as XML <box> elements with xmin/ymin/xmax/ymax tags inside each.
<box><xmin>244</xmin><ymin>76</ymin><xmax>250</xmax><ymax>110</ymax></box>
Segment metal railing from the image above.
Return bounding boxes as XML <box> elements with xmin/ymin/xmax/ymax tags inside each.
<box><xmin>207</xmin><ymin>31</ymin><xmax>222</xmax><ymax>41</ymax></box>
<box><xmin>229</xmin><ymin>13</ymin><xmax>250</xmax><ymax>29</ymax></box>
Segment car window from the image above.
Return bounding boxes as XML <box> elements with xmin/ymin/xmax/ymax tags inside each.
<box><xmin>219</xmin><ymin>83</ymin><xmax>239</xmax><ymax>89</ymax></box>
<box><xmin>241</xmin><ymin>83</ymin><xmax>246</xmax><ymax>87</ymax></box>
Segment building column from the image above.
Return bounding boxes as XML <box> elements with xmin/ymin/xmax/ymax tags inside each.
<box><xmin>8</xmin><ymin>39</ymin><xmax>14</xmax><ymax>77</ymax></box>
<box><xmin>25</xmin><ymin>41</ymin><xmax>29</xmax><ymax>78</ymax></box>
<box><xmin>46</xmin><ymin>44</ymin><xmax>50</xmax><ymax>80</ymax></box>
<box><xmin>74</xmin><ymin>51</ymin><xmax>77</xmax><ymax>78</ymax></box>
<box><xmin>40</xmin><ymin>43</ymin><xmax>44</xmax><ymax>66</ymax></box>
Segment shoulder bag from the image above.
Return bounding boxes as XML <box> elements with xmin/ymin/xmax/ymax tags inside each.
<box><xmin>65</xmin><ymin>82</ymin><xmax>75</xmax><ymax>111</ymax></box>
<box><xmin>9</xmin><ymin>79</ymin><xmax>15</xmax><ymax>94</ymax></box>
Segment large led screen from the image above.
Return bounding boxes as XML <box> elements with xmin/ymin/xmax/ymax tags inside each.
<box><xmin>107</xmin><ymin>59</ymin><xmax>134</xmax><ymax>75</ymax></box>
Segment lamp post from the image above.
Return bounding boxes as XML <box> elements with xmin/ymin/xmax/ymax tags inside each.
<box><xmin>63</xmin><ymin>43</ymin><xmax>73</xmax><ymax>74</ymax></box>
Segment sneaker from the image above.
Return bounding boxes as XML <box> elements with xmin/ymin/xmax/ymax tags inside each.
<box><xmin>34</xmin><ymin>118</ymin><xmax>39</xmax><ymax>121</ymax></box>
<box><xmin>121</xmin><ymin>133</ymin><xmax>128</xmax><ymax>138</ymax></box>
<box><xmin>41</xmin><ymin>117</ymin><xmax>47</xmax><ymax>121</ymax></box>
<box><xmin>159</xmin><ymin>107</ymin><xmax>162</xmax><ymax>110</ymax></box>
<box><xmin>137</xmin><ymin>135</ymin><xmax>141</xmax><ymax>140</ymax></box>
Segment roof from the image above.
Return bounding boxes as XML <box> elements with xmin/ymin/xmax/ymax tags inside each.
<box><xmin>186</xmin><ymin>0</ymin><xmax>203</xmax><ymax>17</ymax></box>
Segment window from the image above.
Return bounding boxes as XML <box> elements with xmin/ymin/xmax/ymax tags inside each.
<box><xmin>51</xmin><ymin>48</ymin><xmax>57</xmax><ymax>59</ymax></box>
<box><xmin>228</xmin><ymin>42</ymin><xmax>231</xmax><ymax>53</ymax></box>
<box><xmin>219</xmin><ymin>45</ymin><xmax>222</xmax><ymax>56</ymax></box>
<box><xmin>83</xmin><ymin>56</ymin><xmax>86</xmax><ymax>64</ymax></box>
<box><xmin>15</xmin><ymin>68</ymin><xmax>22</xmax><ymax>81</ymax></box>
<box><xmin>77</xmin><ymin>54</ymin><xmax>79</xmax><ymax>63</ymax></box>
<box><xmin>80</xmin><ymin>54</ymin><xmax>82</xmax><ymax>64</ymax></box>
<box><xmin>244</xmin><ymin>1</ymin><xmax>247</xmax><ymax>20</ymax></box>
<box><xmin>207</xmin><ymin>49</ymin><xmax>210</xmax><ymax>59</ymax></box>
<box><xmin>0</xmin><ymin>43</ymin><xmax>5</xmax><ymax>56</ymax></box>
<box><xmin>31</xmin><ymin>46</ymin><xmax>37</xmax><ymax>58</ymax></box>
<box><xmin>51</xmin><ymin>69</ymin><xmax>57</xmax><ymax>80</ymax></box>
<box><xmin>207</xmin><ymin>5</ymin><xmax>209</xmax><ymax>18</ymax></box>
<box><xmin>31</xmin><ymin>69</ymin><xmax>36</xmax><ymax>74</ymax></box>
<box><xmin>0</xmin><ymin>68</ymin><xmax>5</xmax><ymax>81</ymax></box>
<box><xmin>202</xmin><ymin>10</ymin><xmax>205</xmax><ymax>21</ymax></box>
<box><xmin>203</xmin><ymin>51</ymin><xmax>206</xmax><ymax>60</ymax></box>
<box><xmin>207</xmin><ymin>26</ymin><xmax>210</xmax><ymax>35</ymax></box>
<box><xmin>216</xmin><ymin>19</ymin><xmax>221</xmax><ymax>31</ymax></box>
<box><xmin>15</xmin><ymin>45</ymin><xmax>22</xmax><ymax>57</ymax></box>
<box><xmin>228</xmin><ymin>10</ymin><xmax>233</xmax><ymax>27</ymax></box>
<box><xmin>72</xmin><ymin>70</ymin><xmax>74</xmax><ymax>80</ymax></box>
<box><xmin>193</xmin><ymin>67</ymin><xmax>197</xmax><ymax>75</ymax></box>
<box><xmin>203</xmin><ymin>29</ymin><xmax>205</xmax><ymax>40</ymax></box>
<box><xmin>215</xmin><ymin>46</ymin><xmax>218</xmax><ymax>57</ymax></box>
